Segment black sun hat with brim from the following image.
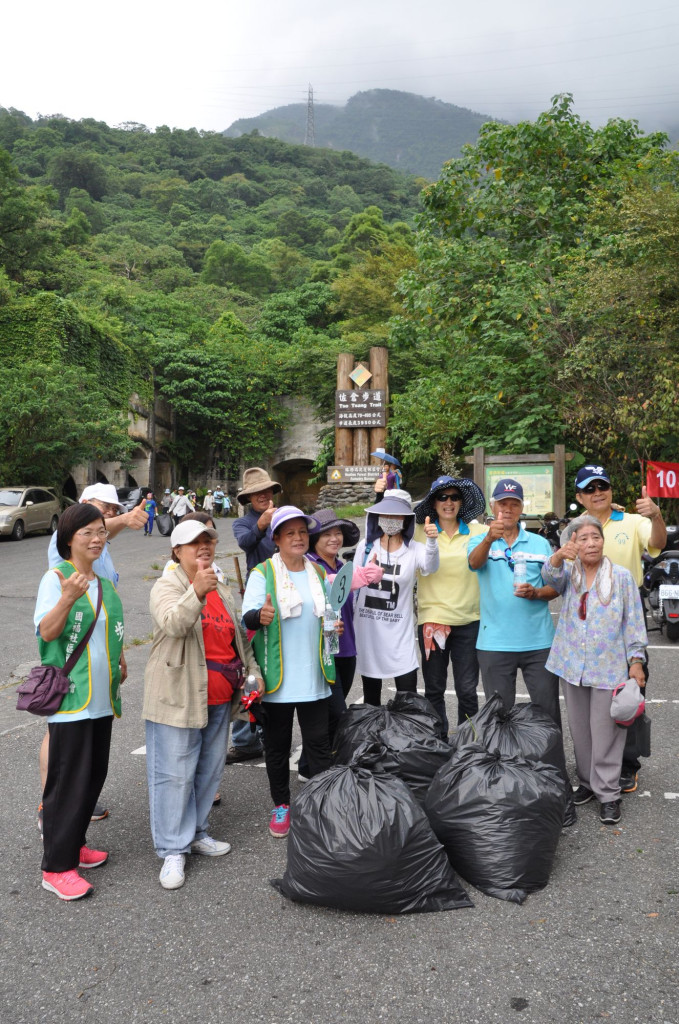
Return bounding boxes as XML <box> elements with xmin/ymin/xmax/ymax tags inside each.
<box><xmin>308</xmin><ymin>508</ymin><xmax>360</xmax><ymax>548</ymax></box>
<box><xmin>415</xmin><ymin>475</ymin><xmax>487</xmax><ymax>525</ymax></box>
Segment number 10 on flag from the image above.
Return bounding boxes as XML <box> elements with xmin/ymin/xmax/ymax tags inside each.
<box><xmin>646</xmin><ymin>461</ymin><xmax>679</xmax><ymax>498</ymax></box>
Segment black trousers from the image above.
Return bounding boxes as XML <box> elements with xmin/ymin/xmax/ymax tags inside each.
<box><xmin>335</xmin><ymin>655</ymin><xmax>357</xmax><ymax>700</ymax></box>
<box><xmin>263</xmin><ymin>699</ymin><xmax>331</xmax><ymax>806</ymax></box>
<box><xmin>361</xmin><ymin>670</ymin><xmax>418</xmax><ymax>707</ymax></box>
<box><xmin>298</xmin><ymin>679</ymin><xmax>347</xmax><ymax>776</ymax></box>
<box><xmin>42</xmin><ymin>717</ymin><xmax>112</xmax><ymax>873</ymax></box>
<box><xmin>622</xmin><ymin>658</ymin><xmax>650</xmax><ymax>775</ymax></box>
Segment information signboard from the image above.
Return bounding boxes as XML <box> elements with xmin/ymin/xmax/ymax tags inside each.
<box><xmin>484</xmin><ymin>464</ymin><xmax>555</xmax><ymax>515</ymax></box>
<box><xmin>327</xmin><ymin>465</ymin><xmax>382</xmax><ymax>483</ymax></box>
<box><xmin>335</xmin><ymin>389</ymin><xmax>386</xmax><ymax>429</ymax></box>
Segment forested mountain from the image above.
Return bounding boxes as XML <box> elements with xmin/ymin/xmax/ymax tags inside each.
<box><xmin>0</xmin><ymin>107</ymin><xmax>423</xmax><ymax>486</ymax></box>
<box><xmin>225</xmin><ymin>89</ymin><xmax>498</xmax><ymax>180</ymax></box>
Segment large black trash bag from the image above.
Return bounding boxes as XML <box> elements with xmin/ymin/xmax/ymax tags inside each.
<box><xmin>425</xmin><ymin>743</ymin><xmax>565</xmax><ymax>905</ymax></box>
<box><xmin>333</xmin><ymin>692</ymin><xmax>450</xmax><ymax>804</ymax></box>
<box><xmin>272</xmin><ymin>744</ymin><xmax>473</xmax><ymax>914</ymax></box>
<box><xmin>451</xmin><ymin>692</ymin><xmax>574</xmax><ymax>824</ymax></box>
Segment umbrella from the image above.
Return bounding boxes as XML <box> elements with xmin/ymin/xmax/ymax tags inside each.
<box><xmin>371</xmin><ymin>450</ymin><xmax>402</xmax><ymax>468</ymax></box>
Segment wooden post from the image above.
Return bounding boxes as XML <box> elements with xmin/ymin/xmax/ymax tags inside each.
<box><xmin>473</xmin><ymin>446</ymin><xmax>485</xmax><ymax>491</ymax></box>
<box><xmin>369</xmin><ymin>346</ymin><xmax>388</xmax><ymax>462</ymax></box>
<box><xmin>553</xmin><ymin>444</ymin><xmax>566</xmax><ymax>517</ymax></box>
<box><xmin>335</xmin><ymin>353</ymin><xmax>354</xmax><ymax>467</ymax></box>
<box><xmin>352</xmin><ymin>360</ymin><xmax>370</xmax><ymax>466</ymax></box>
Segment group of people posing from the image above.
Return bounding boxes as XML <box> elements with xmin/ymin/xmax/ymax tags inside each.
<box><xmin>32</xmin><ymin>461</ymin><xmax>664</xmax><ymax>900</ymax></box>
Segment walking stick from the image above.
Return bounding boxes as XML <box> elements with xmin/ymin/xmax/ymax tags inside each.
<box><xmin>233</xmin><ymin>555</ymin><xmax>245</xmax><ymax>597</ymax></box>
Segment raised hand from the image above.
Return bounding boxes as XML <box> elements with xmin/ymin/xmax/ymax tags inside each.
<box><xmin>193</xmin><ymin>557</ymin><xmax>218</xmax><ymax>598</ymax></box>
<box><xmin>257</xmin><ymin>500</ymin><xmax>275</xmax><ymax>531</ymax></box>
<box><xmin>486</xmin><ymin>517</ymin><xmax>505</xmax><ymax>541</ymax></box>
<box><xmin>259</xmin><ymin>592</ymin><xmax>275</xmax><ymax>626</ymax></box>
<box><xmin>55</xmin><ymin>568</ymin><xmax>90</xmax><ymax>605</ymax></box>
<box><xmin>423</xmin><ymin>515</ymin><xmax>438</xmax><ymax>539</ymax></box>
<box><xmin>125</xmin><ymin>495</ymin><xmax>149</xmax><ymax>531</ymax></box>
<box><xmin>636</xmin><ymin>485</ymin><xmax>660</xmax><ymax>520</ymax></box>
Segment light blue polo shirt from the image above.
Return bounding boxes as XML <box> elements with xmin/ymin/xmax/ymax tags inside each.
<box><xmin>467</xmin><ymin>527</ymin><xmax>555</xmax><ymax>652</ymax></box>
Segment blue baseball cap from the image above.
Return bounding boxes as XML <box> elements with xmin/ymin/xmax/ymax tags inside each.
<box><xmin>575</xmin><ymin>465</ymin><xmax>610</xmax><ymax>491</ymax></box>
<box><xmin>491</xmin><ymin>478</ymin><xmax>524</xmax><ymax>502</ymax></box>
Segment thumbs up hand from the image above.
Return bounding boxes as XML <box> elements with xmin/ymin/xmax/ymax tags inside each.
<box><xmin>636</xmin><ymin>484</ymin><xmax>660</xmax><ymax>520</ymax></box>
<box><xmin>360</xmin><ymin>550</ymin><xmax>384</xmax><ymax>585</ymax></box>
<box><xmin>56</xmin><ymin>567</ymin><xmax>90</xmax><ymax>605</ymax></box>
<box><xmin>423</xmin><ymin>515</ymin><xmax>438</xmax><ymax>539</ymax></box>
<box><xmin>257</xmin><ymin>501</ymin><xmax>275</xmax><ymax>531</ymax></box>
<box><xmin>259</xmin><ymin>592</ymin><xmax>276</xmax><ymax>626</ymax></box>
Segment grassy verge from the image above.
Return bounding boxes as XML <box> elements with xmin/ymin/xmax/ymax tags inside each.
<box><xmin>334</xmin><ymin>504</ymin><xmax>368</xmax><ymax>518</ymax></box>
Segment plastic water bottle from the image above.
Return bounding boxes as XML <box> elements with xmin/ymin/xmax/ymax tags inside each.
<box><xmin>244</xmin><ymin>674</ymin><xmax>258</xmax><ymax>695</ymax></box>
<box><xmin>513</xmin><ymin>552</ymin><xmax>527</xmax><ymax>593</ymax></box>
<box><xmin>323</xmin><ymin>601</ymin><xmax>340</xmax><ymax>655</ymax></box>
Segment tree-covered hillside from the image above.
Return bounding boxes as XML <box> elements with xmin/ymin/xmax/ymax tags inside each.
<box><xmin>0</xmin><ymin>107</ymin><xmax>423</xmax><ymax>487</ymax></box>
<box><xmin>225</xmin><ymin>89</ymin><xmax>498</xmax><ymax>181</ymax></box>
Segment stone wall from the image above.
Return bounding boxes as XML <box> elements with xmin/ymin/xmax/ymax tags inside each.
<box><xmin>316</xmin><ymin>482</ymin><xmax>376</xmax><ymax>509</ymax></box>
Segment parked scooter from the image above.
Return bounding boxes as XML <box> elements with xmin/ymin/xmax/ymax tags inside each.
<box><xmin>528</xmin><ymin>504</ymin><xmax>579</xmax><ymax>552</ymax></box>
<box><xmin>642</xmin><ymin>525</ymin><xmax>679</xmax><ymax>642</ymax></box>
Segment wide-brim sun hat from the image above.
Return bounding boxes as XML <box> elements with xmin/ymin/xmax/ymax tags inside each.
<box><xmin>171</xmin><ymin>521</ymin><xmax>218</xmax><ymax>546</ymax></box>
<box><xmin>309</xmin><ymin>508</ymin><xmax>360</xmax><ymax>547</ymax></box>
<box><xmin>365</xmin><ymin>493</ymin><xmax>413</xmax><ymax>517</ymax></box>
<box><xmin>80</xmin><ymin>483</ymin><xmax>126</xmax><ymax>512</ymax></box>
<box><xmin>415</xmin><ymin>476</ymin><xmax>486</xmax><ymax>525</ymax></box>
<box><xmin>237</xmin><ymin>467</ymin><xmax>283</xmax><ymax>503</ymax></box>
<box><xmin>271</xmin><ymin>505</ymin><xmax>317</xmax><ymax>535</ymax></box>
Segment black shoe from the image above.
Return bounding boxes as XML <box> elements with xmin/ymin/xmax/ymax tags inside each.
<box><xmin>599</xmin><ymin>800</ymin><xmax>621</xmax><ymax>824</ymax></box>
<box><xmin>572</xmin><ymin>785</ymin><xmax>594</xmax><ymax>805</ymax></box>
<box><xmin>90</xmin><ymin>802</ymin><xmax>109</xmax><ymax>821</ymax></box>
<box><xmin>619</xmin><ymin>770</ymin><xmax>638</xmax><ymax>793</ymax></box>
<box><xmin>562</xmin><ymin>806</ymin><xmax>577</xmax><ymax>828</ymax></box>
<box><xmin>225</xmin><ymin>746</ymin><xmax>263</xmax><ymax>764</ymax></box>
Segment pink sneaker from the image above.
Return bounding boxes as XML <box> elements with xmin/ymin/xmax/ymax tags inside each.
<box><xmin>79</xmin><ymin>845</ymin><xmax>109</xmax><ymax>869</ymax></box>
<box><xmin>269</xmin><ymin>804</ymin><xmax>290</xmax><ymax>837</ymax></box>
<box><xmin>42</xmin><ymin>869</ymin><xmax>93</xmax><ymax>901</ymax></box>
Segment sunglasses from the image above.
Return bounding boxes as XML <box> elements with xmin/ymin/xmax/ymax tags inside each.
<box><xmin>435</xmin><ymin>492</ymin><xmax>462</xmax><ymax>502</ymax></box>
<box><xmin>578</xmin><ymin>591</ymin><xmax>589</xmax><ymax>620</ymax></box>
<box><xmin>504</xmin><ymin>547</ymin><xmax>515</xmax><ymax>571</ymax></box>
<box><xmin>580</xmin><ymin>481</ymin><xmax>611</xmax><ymax>494</ymax></box>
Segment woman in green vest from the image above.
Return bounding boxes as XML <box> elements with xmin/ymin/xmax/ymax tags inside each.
<box><xmin>241</xmin><ymin>505</ymin><xmax>339</xmax><ymax>839</ymax></box>
<box><xmin>34</xmin><ymin>503</ymin><xmax>125</xmax><ymax>902</ymax></box>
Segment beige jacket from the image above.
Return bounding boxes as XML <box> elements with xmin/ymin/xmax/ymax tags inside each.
<box><xmin>143</xmin><ymin>565</ymin><xmax>259</xmax><ymax>729</ymax></box>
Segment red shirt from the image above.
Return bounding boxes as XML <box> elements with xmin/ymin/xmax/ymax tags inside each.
<box><xmin>201</xmin><ymin>591</ymin><xmax>237</xmax><ymax>704</ymax></box>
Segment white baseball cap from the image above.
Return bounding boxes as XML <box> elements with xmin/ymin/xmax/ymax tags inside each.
<box><xmin>80</xmin><ymin>483</ymin><xmax>125</xmax><ymax>512</ymax></box>
<box><xmin>170</xmin><ymin>521</ymin><xmax>218</xmax><ymax>546</ymax></box>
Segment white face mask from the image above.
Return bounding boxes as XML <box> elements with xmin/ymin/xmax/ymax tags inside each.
<box><xmin>378</xmin><ymin>516</ymin><xmax>403</xmax><ymax>536</ymax></box>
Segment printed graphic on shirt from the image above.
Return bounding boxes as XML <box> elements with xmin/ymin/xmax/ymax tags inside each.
<box><xmin>362</xmin><ymin>562</ymin><xmax>401</xmax><ymax>614</ymax></box>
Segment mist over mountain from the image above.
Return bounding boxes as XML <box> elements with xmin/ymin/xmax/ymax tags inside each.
<box><xmin>225</xmin><ymin>89</ymin><xmax>501</xmax><ymax>181</ymax></box>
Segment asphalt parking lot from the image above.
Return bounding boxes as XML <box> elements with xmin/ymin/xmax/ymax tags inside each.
<box><xmin>1</xmin><ymin>525</ymin><xmax>677</xmax><ymax>1024</ymax></box>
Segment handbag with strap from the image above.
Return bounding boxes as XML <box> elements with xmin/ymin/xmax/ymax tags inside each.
<box><xmin>16</xmin><ymin>582</ymin><xmax>103</xmax><ymax>716</ymax></box>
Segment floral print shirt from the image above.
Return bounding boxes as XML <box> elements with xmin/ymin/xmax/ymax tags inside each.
<box><xmin>542</xmin><ymin>558</ymin><xmax>647</xmax><ymax>689</ymax></box>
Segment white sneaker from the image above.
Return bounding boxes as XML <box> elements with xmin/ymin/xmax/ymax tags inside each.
<box><xmin>159</xmin><ymin>854</ymin><xmax>186</xmax><ymax>889</ymax></box>
<box><xmin>190</xmin><ymin>836</ymin><xmax>232</xmax><ymax>857</ymax></box>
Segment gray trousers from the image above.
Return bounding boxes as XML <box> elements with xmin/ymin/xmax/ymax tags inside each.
<box><xmin>562</xmin><ymin>681</ymin><xmax>626</xmax><ymax>803</ymax></box>
<box><xmin>477</xmin><ymin>648</ymin><xmax>561</xmax><ymax>727</ymax></box>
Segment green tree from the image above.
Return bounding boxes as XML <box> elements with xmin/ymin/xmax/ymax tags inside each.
<box><xmin>0</xmin><ymin>361</ymin><xmax>134</xmax><ymax>486</ymax></box>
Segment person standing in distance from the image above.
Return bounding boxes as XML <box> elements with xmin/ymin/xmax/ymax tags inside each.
<box><xmin>169</xmin><ymin>486</ymin><xmax>194</xmax><ymax>526</ymax></box>
<box><xmin>574</xmin><ymin>464</ymin><xmax>666</xmax><ymax>794</ymax></box>
<box><xmin>228</xmin><ymin>468</ymin><xmax>282</xmax><ymax>762</ymax></box>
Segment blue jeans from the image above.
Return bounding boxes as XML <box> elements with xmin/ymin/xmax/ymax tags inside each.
<box><xmin>230</xmin><ymin>715</ymin><xmax>263</xmax><ymax>753</ymax></box>
<box><xmin>418</xmin><ymin>621</ymin><xmax>480</xmax><ymax>732</ymax></box>
<box><xmin>146</xmin><ymin>703</ymin><xmax>231</xmax><ymax>859</ymax></box>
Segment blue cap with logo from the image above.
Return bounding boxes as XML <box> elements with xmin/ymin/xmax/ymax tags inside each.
<box><xmin>575</xmin><ymin>465</ymin><xmax>610</xmax><ymax>491</ymax></box>
<box><xmin>491</xmin><ymin>478</ymin><xmax>524</xmax><ymax>502</ymax></box>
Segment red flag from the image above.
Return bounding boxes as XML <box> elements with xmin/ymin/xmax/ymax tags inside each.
<box><xmin>646</xmin><ymin>461</ymin><xmax>679</xmax><ymax>498</ymax></box>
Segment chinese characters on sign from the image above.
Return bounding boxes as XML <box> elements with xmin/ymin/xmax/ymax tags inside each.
<box><xmin>335</xmin><ymin>389</ymin><xmax>386</xmax><ymax>429</ymax></box>
<box><xmin>327</xmin><ymin>465</ymin><xmax>382</xmax><ymax>483</ymax></box>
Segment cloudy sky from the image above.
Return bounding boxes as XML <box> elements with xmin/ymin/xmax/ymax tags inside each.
<box><xmin>3</xmin><ymin>0</ymin><xmax>678</xmax><ymax>134</ymax></box>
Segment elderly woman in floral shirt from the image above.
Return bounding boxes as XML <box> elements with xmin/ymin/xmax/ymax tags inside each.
<box><xmin>542</xmin><ymin>514</ymin><xmax>647</xmax><ymax>826</ymax></box>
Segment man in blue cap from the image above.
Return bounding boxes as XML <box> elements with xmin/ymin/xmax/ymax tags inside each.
<box><xmin>468</xmin><ymin>478</ymin><xmax>561</xmax><ymax>722</ymax></box>
<box><xmin>574</xmin><ymin>463</ymin><xmax>666</xmax><ymax>793</ymax></box>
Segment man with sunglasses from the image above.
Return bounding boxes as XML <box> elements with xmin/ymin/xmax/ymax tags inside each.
<box><xmin>574</xmin><ymin>464</ymin><xmax>666</xmax><ymax>793</ymax></box>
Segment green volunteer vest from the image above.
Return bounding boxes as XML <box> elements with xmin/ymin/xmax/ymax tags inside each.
<box><xmin>38</xmin><ymin>561</ymin><xmax>124</xmax><ymax>717</ymax></box>
<box><xmin>252</xmin><ymin>558</ymin><xmax>335</xmax><ymax>694</ymax></box>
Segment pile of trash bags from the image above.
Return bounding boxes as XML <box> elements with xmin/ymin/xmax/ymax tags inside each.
<box><xmin>272</xmin><ymin>743</ymin><xmax>473</xmax><ymax>914</ymax></box>
<box><xmin>273</xmin><ymin>692</ymin><xmax>568</xmax><ymax>913</ymax></box>
<box><xmin>332</xmin><ymin>692</ymin><xmax>451</xmax><ymax>804</ymax></box>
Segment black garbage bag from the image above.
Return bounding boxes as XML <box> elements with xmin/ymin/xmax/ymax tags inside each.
<box><xmin>451</xmin><ymin>692</ymin><xmax>574</xmax><ymax>825</ymax></box>
<box><xmin>272</xmin><ymin>744</ymin><xmax>473</xmax><ymax>914</ymax></box>
<box><xmin>333</xmin><ymin>692</ymin><xmax>450</xmax><ymax>804</ymax></box>
<box><xmin>425</xmin><ymin>744</ymin><xmax>565</xmax><ymax>904</ymax></box>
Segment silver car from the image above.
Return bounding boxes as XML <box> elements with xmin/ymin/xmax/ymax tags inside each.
<box><xmin>0</xmin><ymin>487</ymin><xmax>61</xmax><ymax>541</ymax></box>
